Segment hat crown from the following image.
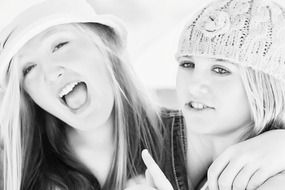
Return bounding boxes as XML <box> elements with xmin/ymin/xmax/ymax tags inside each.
<box><xmin>0</xmin><ymin>0</ymin><xmax>98</xmax><ymax>40</ymax></box>
<box><xmin>177</xmin><ymin>0</ymin><xmax>285</xmax><ymax>82</ymax></box>
<box><xmin>0</xmin><ymin>0</ymin><xmax>89</xmax><ymax>33</ymax></box>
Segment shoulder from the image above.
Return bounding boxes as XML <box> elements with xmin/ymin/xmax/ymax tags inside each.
<box><xmin>160</xmin><ymin>108</ymin><xmax>184</xmax><ymax>132</ymax></box>
<box><xmin>160</xmin><ymin>107</ymin><xmax>187</xmax><ymax>157</ymax></box>
<box><xmin>159</xmin><ymin>108</ymin><xmax>189</xmax><ymax>190</ymax></box>
<box><xmin>160</xmin><ymin>108</ymin><xmax>183</xmax><ymax>123</ymax></box>
<box><xmin>159</xmin><ymin>107</ymin><xmax>186</xmax><ymax>153</ymax></box>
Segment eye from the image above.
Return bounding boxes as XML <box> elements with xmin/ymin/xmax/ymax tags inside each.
<box><xmin>23</xmin><ymin>64</ymin><xmax>36</xmax><ymax>76</ymax></box>
<box><xmin>212</xmin><ymin>66</ymin><xmax>231</xmax><ymax>75</ymax></box>
<box><xmin>52</xmin><ymin>41</ymin><xmax>69</xmax><ymax>53</ymax></box>
<box><xmin>179</xmin><ymin>61</ymin><xmax>195</xmax><ymax>69</ymax></box>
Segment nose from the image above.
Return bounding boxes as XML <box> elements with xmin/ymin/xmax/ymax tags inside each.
<box><xmin>188</xmin><ymin>83</ymin><xmax>209</xmax><ymax>97</ymax></box>
<box><xmin>43</xmin><ymin>65</ymin><xmax>65</xmax><ymax>83</ymax></box>
<box><xmin>187</xmin><ymin>73</ymin><xmax>210</xmax><ymax>98</ymax></box>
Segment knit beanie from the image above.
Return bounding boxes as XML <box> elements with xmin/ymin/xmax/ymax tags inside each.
<box><xmin>177</xmin><ymin>0</ymin><xmax>285</xmax><ymax>82</ymax></box>
<box><xmin>0</xmin><ymin>0</ymin><xmax>126</xmax><ymax>90</ymax></box>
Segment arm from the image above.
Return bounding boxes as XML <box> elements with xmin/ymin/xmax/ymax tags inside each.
<box><xmin>207</xmin><ymin>129</ymin><xmax>285</xmax><ymax>190</ymax></box>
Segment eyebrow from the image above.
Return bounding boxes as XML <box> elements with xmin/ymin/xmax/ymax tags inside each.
<box><xmin>179</xmin><ymin>56</ymin><xmax>227</xmax><ymax>62</ymax></box>
<box><xmin>39</xmin><ymin>27</ymin><xmax>74</xmax><ymax>46</ymax></box>
<box><xmin>211</xmin><ymin>58</ymin><xmax>227</xmax><ymax>62</ymax></box>
<box><xmin>177</xmin><ymin>55</ymin><xmax>193</xmax><ymax>60</ymax></box>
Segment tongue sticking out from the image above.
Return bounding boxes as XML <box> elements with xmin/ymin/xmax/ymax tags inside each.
<box><xmin>64</xmin><ymin>82</ymin><xmax>88</xmax><ymax>110</ymax></box>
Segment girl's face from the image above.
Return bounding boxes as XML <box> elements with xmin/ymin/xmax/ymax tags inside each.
<box><xmin>176</xmin><ymin>56</ymin><xmax>252</xmax><ymax>136</ymax></box>
<box><xmin>15</xmin><ymin>24</ymin><xmax>115</xmax><ymax>131</ymax></box>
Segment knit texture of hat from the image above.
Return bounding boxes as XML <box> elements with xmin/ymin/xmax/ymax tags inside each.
<box><xmin>177</xmin><ymin>0</ymin><xmax>285</xmax><ymax>82</ymax></box>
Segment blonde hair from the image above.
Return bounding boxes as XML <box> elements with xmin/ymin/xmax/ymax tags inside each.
<box><xmin>80</xmin><ymin>23</ymin><xmax>164</xmax><ymax>189</ymax></box>
<box><xmin>0</xmin><ymin>23</ymin><xmax>164</xmax><ymax>190</ymax></box>
<box><xmin>239</xmin><ymin>66</ymin><xmax>285</xmax><ymax>138</ymax></box>
<box><xmin>0</xmin><ymin>61</ymin><xmax>21</xmax><ymax>190</ymax></box>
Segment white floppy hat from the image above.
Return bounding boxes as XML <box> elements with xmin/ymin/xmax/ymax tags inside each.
<box><xmin>0</xmin><ymin>0</ymin><xmax>127</xmax><ymax>90</ymax></box>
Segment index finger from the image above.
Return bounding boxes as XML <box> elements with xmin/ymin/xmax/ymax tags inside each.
<box><xmin>208</xmin><ymin>149</ymin><xmax>232</xmax><ymax>190</ymax></box>
<box><xmin>142</xmin><ymin>149</ymin><xmax>173</xmax><ymax>190</ymax></box>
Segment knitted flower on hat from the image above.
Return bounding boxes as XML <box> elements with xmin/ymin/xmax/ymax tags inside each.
<box><xmin>177</xmin><ymin>0</ymin><xmax>285</xmax><ymax>82</ymax></box>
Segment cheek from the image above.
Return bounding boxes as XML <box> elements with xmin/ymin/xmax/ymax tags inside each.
<box><xmin>176</xmin><ymin>70</ymin><xmax>187</xmax><ymax>95</ymax></box>
<box><xmin>87</xmin><ymin>64</ymin><xmax>114</xmax><ymax>100</ymax></box>
<box><xmin>23</xmin><ymin>81</ymin><xmax>36</xmax><ymax>99</ymax></box>
<box><xmin>87</xmin><ymin>64</ymin><xmax>111</xmax><ymax>87</ymax></box>
<box><xmin>218</xmin><ymin>82</ymin><xmax>251</xmax><ymax>122</ymax></box>
<box><xmin>24</xmin><ymin>80</ymin><xmax>47</xmax><ymax>107</ymax></box>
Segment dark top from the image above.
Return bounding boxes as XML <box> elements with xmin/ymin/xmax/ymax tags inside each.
<box><xmin>160</xmin><ymin>109</ymin><xmax>190</xmax><ymax>190</ymax></box>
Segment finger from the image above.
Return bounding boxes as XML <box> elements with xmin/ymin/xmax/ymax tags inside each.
<box><xmin>142</xmin><ymin>149</ymin><xmax>173</xmax><ymax>190</ymax></box>
<box><xmin>145</xmin><ymin>169</ymin><xmax>155</xmax><ymax>186</ymax></box>
<box><xmin>255</xmin><ymin>172</ymin><xmax>285</xmax><ymax>190</ymax></box>
<box><xmin>246</xmin><ymin>168</ymin><xmax>281</xmax><ymax>190</ymax></box>
<box><xmin>216</xmin><ymin>159</ymin><xmax>245</xmax><ymax>190</ymax></box>
<box><xmin>125</xmin><ymin>175</ymin><xmax>146</xmax><ymax>187</ymax></box>
<box><xmin>231</xmin><ymin>164</ymin><xmax>258</xmax><ymax>190</ymax></box>
<box><xmin>125</xmin><ymin>179</ymin><xmax>137</xmax><ymax>188</ymax></box>
<box><xmin>208</xmin><ymin>150</ymin><xmax>232</xmax><ymax>190</ymax></box>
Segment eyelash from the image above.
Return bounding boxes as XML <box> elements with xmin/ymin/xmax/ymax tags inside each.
<box><xmin>52</xmin><ymin>41</ymin><xmax>69</xmax><ymax>53</ymax></box>
<box><xmin>22</xmin><ymin>41</ymin><xmax>69</xmax><ymax>77</ymax></box>
<box><xmin>23</xmin><ymin>64</ymin><xmax>36</xmax><ymax>76</ymax></box>
<box><xmin>212</xmin><ymin>66</ymin><xmax>230</xmax><ymax>75</ymax></box>
<box><xmin>179</xmin><ymin>61</ymin><xmax>231</xmax><ymax>75</ymax></box>
<box><xmin>179</xmin><ymin>61</ymin><xmax>195</xmax><ymax>68</ymax></box>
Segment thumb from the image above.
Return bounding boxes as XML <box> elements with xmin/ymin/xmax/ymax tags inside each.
<box><xmin>142</xmin><ymin>149</ymin><xmax>173</xmax><ymax>190</ymax></box>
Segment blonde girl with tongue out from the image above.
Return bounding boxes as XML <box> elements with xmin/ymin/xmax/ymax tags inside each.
<box><xmin>0</xmin><ymin>0</ymin><xmax>165</xmax><ymax>189</ymax></box>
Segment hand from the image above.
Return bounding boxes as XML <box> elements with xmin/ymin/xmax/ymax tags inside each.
<box><xmin>125</xmin><ymin>175</ymin><xmax>148</xmax><ymax>188</ymax></box>
<box><xmin>124</xmin><ymin>149</ymin><xmax>173</xmax><ymax>190</ymax></box>
<box><xmin>141</xmin><ymin>149</ymin><xmax>174</xmax><ymax>190</ymax></box>
<box><xmin>207</xmin><ymin>130</ymin><xmax>285</xmax><ymax>190</ymax></box>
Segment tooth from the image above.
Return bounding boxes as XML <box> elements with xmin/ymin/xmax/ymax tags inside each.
<box><xmin>190</xmin><ymin>102</ymin><xmax>206</xmax><ymax>109</ymax></box>
<box><xmin>59</xmin><ymin>82</ymin><xmax>79</xmax><ymax>98</ymax></box>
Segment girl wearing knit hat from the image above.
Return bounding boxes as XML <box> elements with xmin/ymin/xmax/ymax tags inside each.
<box><xmin>0</xmin><ymin>0</ymin><xmax>167</xmax><ymax>189</ymax></box>
<box><xmin>126</xmin><ymin>0</ymin><xmax>285</xmax><ymax>190</ymax></box>
<box><xmin>176</xmin><ymin>0</ymin><xmax>285</xmax><ymax>188</ymax></box>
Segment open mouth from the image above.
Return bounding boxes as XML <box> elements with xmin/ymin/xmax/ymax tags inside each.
<box><xmin>59</xmin><ymin>81</ymin><xmax>88</xmax><ymax>111</ymax></box>
<box><xmin>186</xmin><ymin>101</ymin><xmax>214</xmax><ymax>111</ymax></box>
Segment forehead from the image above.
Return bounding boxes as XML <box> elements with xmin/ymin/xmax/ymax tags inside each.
<box><xmin>16</xmin><ymin>24</ymin><xmax>82</xmax><ymax>56</ymax></box>
<box><xmin>181</xmin><ymin>55</ymin><xmax>234</xmax><ymax>64</ymax></box>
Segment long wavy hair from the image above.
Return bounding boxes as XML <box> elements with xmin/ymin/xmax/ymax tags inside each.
<box><xmin>239</xmin><ymin>66</ymin><xmax>285</xmax><ymax>139</ymax></box>
<box><xmin>0</xmin><ymin>23</ymin><xmax>164</xmax><ymax>190</ymax></box>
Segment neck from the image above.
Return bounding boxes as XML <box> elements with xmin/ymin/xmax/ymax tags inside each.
<box><xmin>67</xmin><ymin>116</ymin><xmax>114</xmax><ymax>151</ymax></box>
<box><xmin>67</xmin><ymin>115</ymin><xmax>115</xmax><ymax>186</ymax></box>
<box><xmin>186</xmin><ymin>125</ymin><xmax>250</xmax><ymax>188</ymax></box>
